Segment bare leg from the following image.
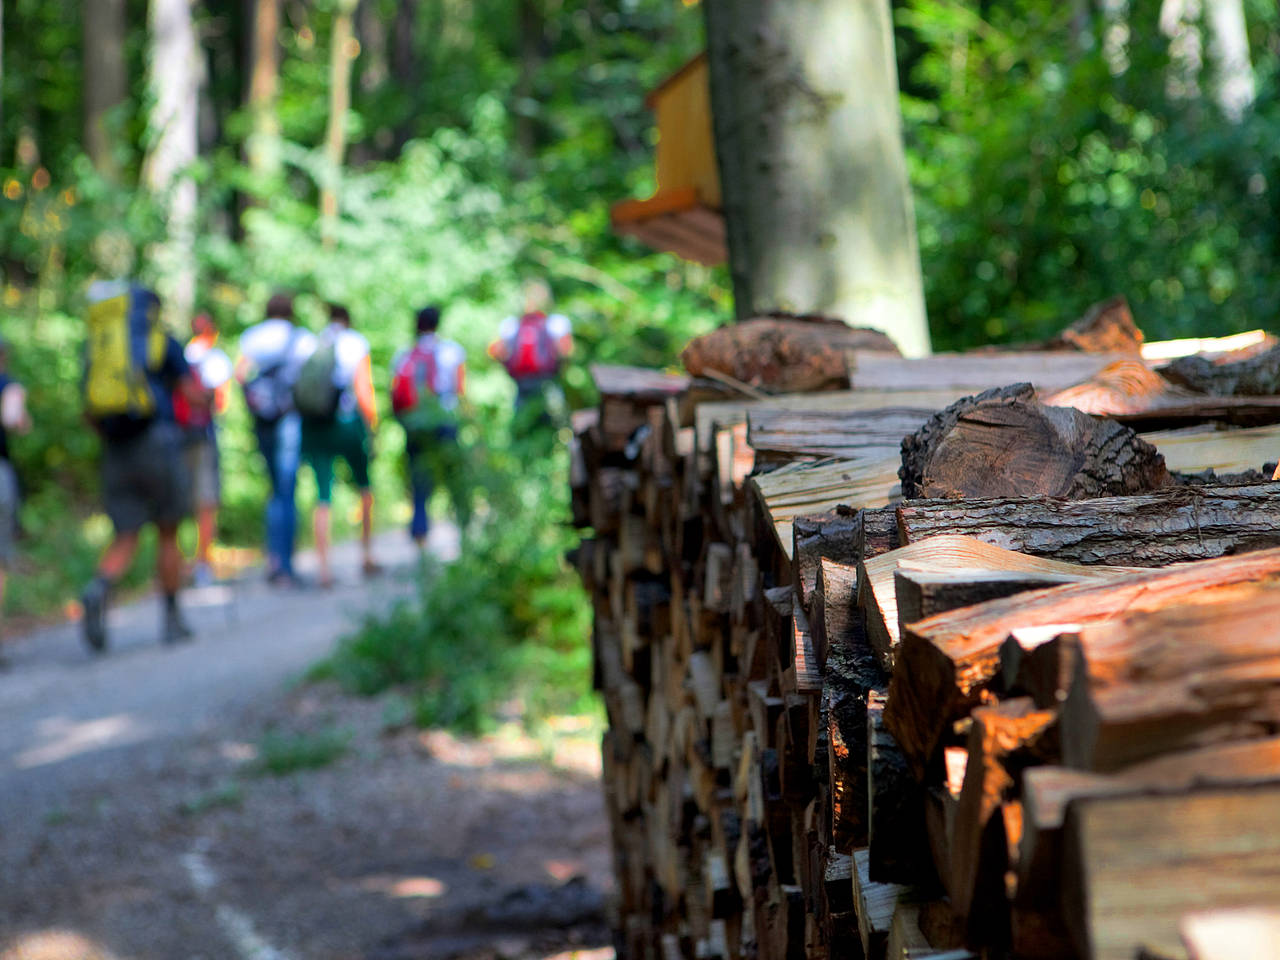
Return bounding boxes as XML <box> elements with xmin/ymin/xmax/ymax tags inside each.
<box><xmin>313</xmin><ymin>503</ymin><xmax>332</xmax><ymax>586</ymax></box>
<box><xmin>99</xmin><ymin>531</ymin><xmax>142</xmax><ymax>582</ymax></box>
<box><xmin>156</xmin><ymin>523</ymin><xmax>183</xmax><ymax>597</ymax></box>
<box><xmin>359</xmin><ymin>489</ymin><xmax>374</xmax><ymax>568</ymax></box>
<box><xmin>195</xmin><ymin>503</ymin><xmax>217</xmax><ymax>566</ymax></box>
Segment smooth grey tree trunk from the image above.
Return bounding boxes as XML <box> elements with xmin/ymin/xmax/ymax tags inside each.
<box><xmin>145</xmin><ymin>0</ymin><xmax>201</xmax><ymax>325</ymax></box>
<box><xmin>84</xmin><ymin>0</ymin><xmax>127</xmax><ymax>176</ymax></box>
<box><xmin>703</xmin><ymin>0</ymin><xmax>931</xmax><ymax>356</ymax></box>
<box><xmin>1206</xmin><ymin>0</ymin><xmax>1255</xmax><ymax>122</ymax></box>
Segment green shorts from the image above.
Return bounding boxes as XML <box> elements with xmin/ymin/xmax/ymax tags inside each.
<box><xmin>302</xmin><ymin>414</ymin><xmax>370</xmax><ymax>503</ymax></box>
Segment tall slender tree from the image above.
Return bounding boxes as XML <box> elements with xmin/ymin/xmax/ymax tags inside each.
<box><xmin>247</xmin><ymin>0</ymin><xmax>281</xmax><ymax>184</ymax></box>
<box><xmin>703</xmin><ymin>0</ymin><xmax>931</xmax><ymax>356</ymax></box>
<box><xmin>322</xmin><ymin>0</ymin><xmax>359</xmax><ymax>234</ymax></box>
<box><xmin>83</xmin><ymin>0</ymin><xmax>127</xmax><ymax>176</ymax></box>
<box><xmin>144</xmin><ymin>0</ymin><xmax>201</xmax><ymax>323</ymax></box>
<box><xmin>1206</xmin><ymin>0</ymin><xmax>1255</xmax><ymax>122</ymax></box>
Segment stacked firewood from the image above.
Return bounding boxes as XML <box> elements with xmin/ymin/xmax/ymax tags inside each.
<box><xmin>571</xmin><ymin>316</ymin><xmax>1280</xmax><ymax>960</ymax></box>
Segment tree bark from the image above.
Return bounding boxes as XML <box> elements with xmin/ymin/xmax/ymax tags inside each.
<box><xmin>702</xmin><ymin>0</ymin><xmax>931</xmax><ymax>357</ymax></box>
<box><xmin>321</xmin><ymin>0</ymin><xmax>359</xmax><ymax>234</ymax></box>
<box><xmin>512</xmin><ymin>0</ymin><xmax>543</xmax><ymax>171</ymax></box>
<box><xmin>896</xmin><ymin>482</ymin><xmax>1280</xmax><ymax>567</ymax></box>
<box><xmin>84</xmin><ymin>0</ymin><xmax>127</xmax><ymax>176</ymax></box>
<box><xmin>247</xmin><ymin>0</ymin><xmax>281</xmax><ymax>183</ymax></box>
<box><xmin>144</xmin><ymin>0</ymin><xmax>201</xmax><ymax>325</ymax></box>
<box><xmin>1205</xmin><ymin>0</ymin><xmax>1255</xmax><ymax>122</ymax></box>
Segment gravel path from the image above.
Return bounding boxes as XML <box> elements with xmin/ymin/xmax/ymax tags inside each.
<box><xmin>0</xmin><ymin>526</ymin><xmax>612</xmax><ymax>960</ymax></box>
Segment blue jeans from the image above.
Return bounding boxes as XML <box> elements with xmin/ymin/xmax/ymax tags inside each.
<box><xmin>254</xmin><ymin>413</ymin><xmax>301</xmax><ymax>575</ymax></box>
<box><xmin>405</xmin><ymin>424</ymin><xmax>464</xmax><ymax>541</ymax></box>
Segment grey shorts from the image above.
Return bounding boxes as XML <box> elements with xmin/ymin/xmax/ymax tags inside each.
<box><xmin>102</xmin><ymin>420</ymin><xmax>191</xmax><ymax>534</ymax></box>
<box><xmin>185</xmin><ymin>433</ymin><xmax>221</xmax><ymax>508</ymax></box>
<box><xmin>0</xmin><ymin>459</ymin><xmax>18</xmax><ymax>566</ymax></box>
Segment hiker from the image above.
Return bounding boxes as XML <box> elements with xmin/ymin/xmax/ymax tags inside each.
<box><xmin>0</xmin><ymin>338</ymin><xmax>31</xmax><ymax>636</ymax></box>
<box><xmin>390</xmin><ymin>305</ymin><xmax>470</xmax><ymax>549</ymax></box>
<box><xmin>296</xmin><ymin>303</ymin><xmax>381</xmax><ymax>588</ymax></box>
<box><xmin>488</xmin><ymin>280</ymin><xmax>574</xmax><ymax>419</ymax></box>
<box><xmin>177</xmin><ymin>312</ymin><xmax>233</xmax><ymax>587</ymax></box>
<box><xmin>237</xmin><ymin>293</ymin><xmax>316</xmax><ymax>587</ymax></box>
<box><xmin>80</xmin><ymin>281</ymin><xmax>197</xmax><ymax>651</ymax></box>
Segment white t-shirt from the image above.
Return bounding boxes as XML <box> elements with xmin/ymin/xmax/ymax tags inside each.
<box><xmin>239</xmin><ymin>318</ymin><xmax>317</xmax><ymax>387</ymax></box>
<box><xmin>392</xmin><ymin>334</ymin><xmax>466</xmax><ymax>410</ymax></box>
<box><xmin>185</xmin><ymin>341</ymin><xmax>233</xmax><ymax>390</ymax></box>
<box><xmin>321</xmin><ymin>324</ymin><xmax>371</xmax><ymax>416</ymax></box>
<box><xmin>497</xmin><ymin>312</ymin><xmax>572</xmax><ymax>343</ymax></box>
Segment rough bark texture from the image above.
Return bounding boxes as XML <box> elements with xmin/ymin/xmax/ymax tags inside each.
<box><xmin>681</xmin><ymin>316</ymin><xmax>898</xmax><ymax>394</ymax></box>
<box><xmin>899</xmin><ymin>383</ymin><xmax>1172</xmax><ymax>500</ymax></box>
<box><xmin>895</xmin><ymin>482</ymin><xmax>1280</xmax><ymax>567</ymax></box>
<box><xmin>84</xmin><ymin>0</ymin><xmax>127</xmax><ymax>176</ymax></box>
<box><xmin>701</xmin><ymin>0</ymin><xmax>931</xmax><ymax>356</ymax></box>
<box><xmin>1161</xmin><ymin>343</ymin><xmax>1280</xmax><ymax>396</ymax></box>
<box><xmin>1045</xmin><ymin>296</ymin><xmax>1143</xmax><ymax>354</ymax></box>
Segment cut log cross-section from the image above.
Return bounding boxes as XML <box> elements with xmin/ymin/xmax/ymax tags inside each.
<box><xmin>898</xmin><ymin>383</ymin><xmax>1172</xmax><ymax>501</ymax></box>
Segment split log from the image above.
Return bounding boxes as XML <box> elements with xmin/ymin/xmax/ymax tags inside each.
<box><xmin>748</xmin><ymin>406</ymin><xmax>936</xmax><ymax>463</ymax></box>
<box><xmin>681</xmin><ymin>316</ymin><xmax>899</xmax><ymax>394</ymax></box>
<box><xmin>852</xmin><ymin>847</ymin><xmax>908</xmax><ymax>960</ymax></box>
<box><xmin>884</xmin><ymin>548</ymin><xmax>1280</xmax><ymax>778</ymax></box>
<box><xmin>855</xmin><ymin>534</ymin><xmax>1133</xmax><ymax>671</ymax></box>
<box><xmin>847</xmin><ymin>350</ymin><xmax>1136</xmax><ymax>395</ymax></box>
<box><xmin>896</xmin><ymin>482</ymin><xmax>1280</xmax><ymax>567</ymax></box>
<box><xmin>1181</xmin><ymin>908</ymin><xmax>1280</xmax><ymax>960</ymax></box>
<box><xmin>999</xmin><ymin>626</ymin><xmax>1082</xmax><ymax>708</ymax></box>
<box><xmin>1045</xmin><ymin>295</ymin><xmax>1144</xmax><ymax>354</ymax></box>
<box><xmin>868</xmin><ymin>692</ymin><xmax>933</xmax><ymax>885</ymax></box>
<box><xmin>792</xmin><ymin>511</ymin><xmax>861</xmax><ymax>619</ymax></box>
<box><xmin>1143</xmin><ymin>422</ymin><xmax>1280</xmax><ymax>476</ymax></box>
<box><xmin>1062</xmin><ymin>782</ymin><xmax>1280</xmax><ymax>960</ymax></box>
<box><xmin>1059</xmin><ymin>582</ymin><xmax>1280</xmax><ymax>770</ymax></box>
<box><xmin>898</xmin><ymin>383</ymin><xmax>1171</xmax><ymax>500</ymax></box>
<box><xmin>1161</xmin><ymin>342</ymin><xmax>1280</xmax><ymax>396</ymax></box>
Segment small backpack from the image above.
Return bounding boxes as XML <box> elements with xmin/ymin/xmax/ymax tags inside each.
<box><xmin>504</xmin><ymin>312</ymin><xmax>559</xmax><ymax>380</ymax></box>
<box><xmin>84</xmin><ymin>282</ymin><xmax>168</xmax><ymax>440</ymax></box>
<box><xmin>391</xmin><ymin>343</ymin><xmax>452</xmax><ymax>436</ymax></box>
<box><xmin>292</xmin><ymin>338</ymin><xmax>341</xmax><ymax>421</ymax></box>
<box><xmin>243</xmin><ymin>327</ymin><xmax>301</xmax><ymax>423</ymax></box>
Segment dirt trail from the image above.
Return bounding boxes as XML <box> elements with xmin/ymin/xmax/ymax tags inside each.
<box><xmin>0</xmin><ymin>528</ymin><xmax>613</xmax><ymax>960</ymax></box>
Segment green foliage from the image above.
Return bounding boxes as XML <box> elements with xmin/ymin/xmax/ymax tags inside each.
<box><xmin>254</xmin><ymin>726</ymin><xmax>351</xmax><ymax>776</ymax></box>
<box><xmin>898</xmin><ymin>1</ymin><xmax>1280</xmax><ymax>347</ymax></box>
<box><xmin>320</xmin><ymin>400</ymin><xmax>593</xmax><ymax>735</ymax></box>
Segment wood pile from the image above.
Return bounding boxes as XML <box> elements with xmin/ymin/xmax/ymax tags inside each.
<box><xmin>570</xmin><ymin>325</ymin><xmax>1280</xmax><ymax>960</ymax></box>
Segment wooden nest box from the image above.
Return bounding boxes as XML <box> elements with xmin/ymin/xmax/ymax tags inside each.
<box><xmin>611</xmin><ymin>53</ymin><xmax>727</xmax><ymax>266</ymax></box>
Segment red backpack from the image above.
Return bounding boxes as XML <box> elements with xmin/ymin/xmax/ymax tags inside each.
<box><xmin>390</xmin><ymin>343</ymin><xmax>439</xmax><ymax>416</ymax></box>
<box><xmin>504</xmin><ymin>312</ymin><xmax>559</xmax><ymax>380</ymax></box>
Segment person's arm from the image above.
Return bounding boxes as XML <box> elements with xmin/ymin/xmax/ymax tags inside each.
<box><xmin>353</xmin><ymin>353</ymin><xmax>379</xmax><ymax>431</ymax></box>
<box><xmin>1</xmin><ymin>383</ymin><xmax>32</xmax><ymax>435</ymax></box>
<box><xmin>455</xmin><ymin>363</ymin><xmax>467</xmax><ymax>399</ymax></box>
<box><xmin>234</xmin><ymin>354</ymin><xmax>254</xmax><ymax>384</ymax></box>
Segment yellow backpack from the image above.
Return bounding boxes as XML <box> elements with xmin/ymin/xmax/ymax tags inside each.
<box><xmin>84</xmin><ymin>282</ymin><xmax>168</xmax><ymax>434</ymax></box>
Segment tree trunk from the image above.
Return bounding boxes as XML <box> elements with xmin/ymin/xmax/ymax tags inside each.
<box><xmin>702</xmin><ymin>0</ymin><xmax>932</xmax><ymax>357</ymax></box>
<box><xmin>247</xmin><ymin>0</ymin><xmax>281</xmax><ymax>182</ymax></box>
<box><xmin>84</xmin><ymin>0</ymin><xmax>127</xmax><ymax>176</ymax></box>
<box><xmin>1205</xmin><ymin>0</ymin><xmax>1255</xmax><ymax>122</ymax></box>
<box><xmin>1159</xmin><ymin>0</ymin><xmax>1203</xmax><ymax>104</ymax></box>
<box><xmin>144</xmin><ymin>0</ymin><xmax>201</xmax><ymax>325</ymax></box>
<box><xmin>512</xmin><ymin>0</ymin><xmax>543</xmax><ymax>171</ymax></box>
<box><xmin>322</xmin><ymin>0</ymin><xmax>359</xmax><ymax>236</ymax></box>
<box><xmin>391</xmin><ymin>0</ymin><xmax>420</xmax><ymax>149</ymax></box>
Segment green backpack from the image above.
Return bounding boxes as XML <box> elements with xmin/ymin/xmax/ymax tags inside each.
<box><xmin>293</xmin><ymin>339</ymin><xmax>340</xmax><ymax>420</ymax></box>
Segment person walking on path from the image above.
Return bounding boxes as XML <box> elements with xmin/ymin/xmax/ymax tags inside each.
<box><xmin>236</xmin><ymin>293</ymin><xmax>315</xmax><ymax>587</ymax></box>
<box><xmin>177</xmin><ymin>312</ymin><xmax>233</xmax><ymax>587</ymax></box>
<box><xmin>296</xmin><ymin>303</ymin><xmax>381</xmax><ymax>588</ymax></box>
<box><xmin>488</xmin><ymin>280</ymin><xmax>574</xmax><ymax>426</ymax></box>
<box><xmin>80</xmin><ymin>281</ymin><xmax>197</xmax><ymax>651</ymax></box>
<box><xmin>390</xmin><ymin>305</ymin><xmax>470</xmax><ymax>550</ymax></box>
<box><xmin>0</xmin><ymin>338</ymin><xmax>32</xmax><ymax>636</ymax></box>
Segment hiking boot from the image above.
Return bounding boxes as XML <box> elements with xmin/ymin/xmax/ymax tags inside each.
<box><xmin>81</xmin><ymin>579</ymin><xmax>109</xmax><ymax>653</ymax></box>
<box><xmin>162</xmin><ymin>607</ymin><xmax>195</xmax><ymax>645</ymax></box>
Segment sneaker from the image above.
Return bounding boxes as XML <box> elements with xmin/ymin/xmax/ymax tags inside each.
<box><xmin>162</xmin><ymin>608</ymin><xmax>195</xmax><ymax>645</ymax></box>
<box><xmin>81</xmin><ymin>580</ymin><xmax>108</xmax><ymax>653</ymax></box>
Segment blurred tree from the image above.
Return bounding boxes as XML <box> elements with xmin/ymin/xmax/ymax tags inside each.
<box><xmin>703</xmin><ymin>0</ymin><xmax>931</xmax><ymax>356</ymax></box>
<box><xmin>247</xmin><ymin>0</ymin><xmax>281</xmax><ymax>184</ymax></box>
<box><xmin>321</xmin><ymin>0</ymin><xmax>358</xmax><ymax>232</ymax></box>
<box><xmin>84</xmin><ymin>0</ymin><xmax>125</xmax><ymax>177</ymax></box>
<box><xmin>1206</xmin><ymin>0</ymin><xmax>1255</xmax><ymax>121</ymax></box>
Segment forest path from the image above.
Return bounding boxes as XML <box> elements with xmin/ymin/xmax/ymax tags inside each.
<box><xmin>0</xmin><ymin>527</ymin><xmax>612</xmax><ymax>960</ymax></box>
